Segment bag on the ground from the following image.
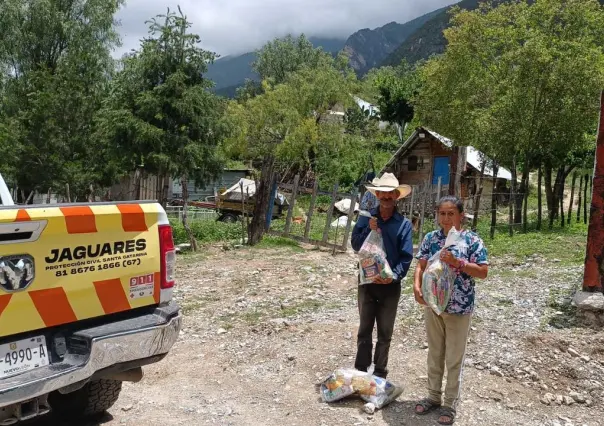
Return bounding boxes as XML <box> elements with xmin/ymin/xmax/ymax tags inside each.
<box><xmin>319</xmin><ymin>368</ymin><xmax>403</xmax><ymax>409</ymax></box>
<box><xmin>421</xmin><ymin>227</ymin><xmax>467</xmax><ymax>315</ymax></box>
<box><xmin>358</xmin><ymin>230</ymin><xmax>394</xmax><ymax>285</ymax></box>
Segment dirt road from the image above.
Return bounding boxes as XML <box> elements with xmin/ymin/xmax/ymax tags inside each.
<box><xmin>34</xmin><ymin>244</ymin><xmax>604</xmax><ymax>426</ymax></box>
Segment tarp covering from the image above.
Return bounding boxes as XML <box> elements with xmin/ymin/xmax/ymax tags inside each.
<box><xmin>221</xmin><ymin>178</ymin><xmax>289</xmax><ymax>205</ymax></box>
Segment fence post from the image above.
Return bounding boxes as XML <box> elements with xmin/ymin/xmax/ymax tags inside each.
<box><xmin>304</xmin><ymin>180</ymin><xmax>319</xmax><ymax>242</ymax></box>
<box><xmin>434</xmin><ymin>177</ymin><xmax>442</xmax><ymax>229</ymax></box>
<box><xmin>284</xmin><ymin>174</ymin><xmax>300</xmax><ymax>235</ymax></box>
<box><xmin>409</xmin><ymin>185</ymin><xmax>416</xmax><ymax>216</ymax></box>
<box><xmin>240</xmin><ymin>181</ymin><xmax>246</xmax><ymax>243</ymax></box>
<box><xmin>322</xmin><ymin>182</ymin><xmax>339</xmax><ymax>243</ymax></box>
<box><xmin>341</xmin><ymin>188</ymin><xmax>359</xmax><ymax>251</ymax></box>
<box><xmin>418</xmin><ymin>181</ymin><xmax>428</xmax><ymax>247</ymax></box>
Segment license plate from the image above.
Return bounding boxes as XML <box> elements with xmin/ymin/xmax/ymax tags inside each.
<box><xmin>0</xmin><ymin>336</ymin><xmax>49</xmax><ymax>379</ymax></box>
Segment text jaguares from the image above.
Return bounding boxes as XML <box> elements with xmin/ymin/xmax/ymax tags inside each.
<box><xmin>45</xmin><ymin>239</ymin><xmax>147</xmax><ymax>264</ymax></box>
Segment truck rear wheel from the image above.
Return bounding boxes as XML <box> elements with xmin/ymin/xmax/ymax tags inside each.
<box><xmin>49</xmin><ymin>379</ymin><xmax>122</xmax><ymax>419</ymax></box>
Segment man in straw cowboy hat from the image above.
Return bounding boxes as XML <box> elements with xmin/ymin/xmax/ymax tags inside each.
<box><xmin>351</xmin><ymin>172</ymin><xmax>414</xmax><ymax>378</ymax></box>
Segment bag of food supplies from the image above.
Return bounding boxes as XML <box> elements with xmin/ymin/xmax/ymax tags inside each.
<box><xmin>421</xmin><ymin>227</ymin><xmax>467</xmax><ymax>315</ymax></box>
<box><xmin>358</xmin><ymin>230</ymin><xmax>394</xmax><ymax>285</ymax></box>
<box><xmin>319</xmin><ymin>368</ymin><xmax>404</xmax><ymax>409</ymax></box>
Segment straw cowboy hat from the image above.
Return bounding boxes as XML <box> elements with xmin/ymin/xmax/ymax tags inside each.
<box><xmin>365</xmin><ymin>173</ymin><xmax>412</xmax><ymax>200</ymax></box>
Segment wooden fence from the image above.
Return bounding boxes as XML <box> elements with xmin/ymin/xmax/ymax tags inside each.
<box><xmin>267</xmin><ymin>176</ymin><xmax>358</xmax><ymax>252</ymax></box>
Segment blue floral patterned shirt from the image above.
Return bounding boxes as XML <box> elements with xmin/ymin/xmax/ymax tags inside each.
<box><xmin>416</xmin><ymin>229</ymin><xmax>489</xmax><ymax>315</ymax></box>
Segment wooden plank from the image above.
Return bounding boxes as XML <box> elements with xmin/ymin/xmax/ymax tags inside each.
<box><xmin>267</xmin><ymin>230</ymin><xmax>346</xmax><ymax>252</ymax></box>
<box><xmin>409</xmin><ymin>185</ymin><xmax>416</xmax><ymax>214</ymax></box>
<box><xmin>340</xmin><ymin>188</ymin><xmax>358</xmax><ymax>250</ymax></box>
<box><xmin>418</xmin><ymin>181</ymin><xmax>428</xmax><ymax>248</ymax></box>
<box><xmin>322</xmin><ymin>182</ymin><xmax>339</xmax><ymax>243</ymax></box>
<box><xmin>304</xmin><ymin>180</ymin><xmax>319</xmax><ymax>241</ymax></box>
<box><xmin>284</xmin><ymin>174</ymin><xmax>300</xmax><ymax>234</ymax></box>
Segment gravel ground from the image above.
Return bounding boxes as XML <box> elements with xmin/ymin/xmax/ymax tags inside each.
<box><xmin>34</xmin><ymin>244</ymin><xmax>604</xmax><ymax>426</ymax></box>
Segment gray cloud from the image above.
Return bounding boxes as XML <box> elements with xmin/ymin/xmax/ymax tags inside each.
<box><xmin>114</xmin><ymin>0</ymin><xmax>458</xmax><ymax>58</ymax></box>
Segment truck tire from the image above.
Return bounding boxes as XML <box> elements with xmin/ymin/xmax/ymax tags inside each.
<box><xmin>218</xmin><ymin>213</ymin><xmax>238</xmax><ymax>223</ymax></box>
<box><xmin>49</xmin><ymin>379</ymin><xmax>122</xmax><ymax>419</ymax></box>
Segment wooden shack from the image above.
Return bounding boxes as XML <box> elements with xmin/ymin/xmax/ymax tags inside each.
<box><xmin>381</xmin><ymin>127</ymin><xmax>511</xmax><ymax>209</ymax></box>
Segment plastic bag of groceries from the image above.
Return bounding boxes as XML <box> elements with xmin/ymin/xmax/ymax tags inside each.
<box><xmin>320</xmin><ymin>368</ymin><xmax>403</xmax><ymax>409</ymax></box>
<box><xmin>421</xmin><ymin>227</ymin><xmax>467</xmax><ymax>315</ymax></box>
<box><xmin>358</xmin><ymin>230</ymin><xmax>394</xmax><ymax>285</ymax></box>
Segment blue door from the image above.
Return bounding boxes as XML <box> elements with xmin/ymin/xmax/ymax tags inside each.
<box><xmin>432</xmin><ymin>157</ymin><xmax>450</xmax><ymax>185</ymax></box>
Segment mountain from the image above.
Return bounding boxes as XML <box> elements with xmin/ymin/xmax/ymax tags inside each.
<box><xmin>343</xmin><ymin>7</ymin><xmax>447</xmax><ymax>75</ymax></box>
<box><xmin>206</xmin><ymin>37</ymin><xmax>347</xmax><ymax>95</ymax></box>
<box><xmin>381</xmin><ymin>0</ymin><xmax>531</xmax><ymax>67</ymax></box>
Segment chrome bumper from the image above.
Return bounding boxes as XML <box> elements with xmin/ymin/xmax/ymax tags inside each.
<box><xmin>0</xmin><ymin>302</ymin><xmax>181</xmax><ymax>407</ymax></box>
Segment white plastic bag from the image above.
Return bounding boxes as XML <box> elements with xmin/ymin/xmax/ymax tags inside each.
<box><xmin>421</xmin><ymin>227</ymin><xmax>467</xmax><ymax>315</ymax></box>
<box><xmin>358</xmin><ymin>230</ymin><xmax>394</xmax><ymax>285</ymax></box>
<box><xmin>319</xmin><ymin>368</ymin><xmax>404</xmax><ymax>409</ymax></box>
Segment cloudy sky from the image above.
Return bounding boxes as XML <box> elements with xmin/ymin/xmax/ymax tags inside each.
<box><xmin>114</xmin><ymin>0</ymin><xmax>458</xmax><ymax>58</ymax></box>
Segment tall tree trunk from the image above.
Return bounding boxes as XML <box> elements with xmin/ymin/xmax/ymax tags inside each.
<box><xmin>584</xmin><ymin>173</ymin><xmax>589</xmax><ymax>224</ymax></box>
<box><xmin>509</xmin><ymin>158</ymin><xmax>516</xmax><ymax>236</ymax></box>
<box><xmin>537</xmin><ymin>165</ymin><xmax>543</xmax><ymax>230</ymax></box>
<box><xmin>522</xmin><ymin>172</ymin><xmax>529</xmax><ymax>233</ymax></box>
<box><xmin>567</xmin><ymin>172</ymin><xmax>577</xmax><ymax>225</ymax></box>
<box><xmin>134</xmin><ymin>169</ymin><xmax>142</xmax><ymax>200</ymax></box>
<box><xmin>514</xmin><ymin>157</ymin><xmax>528</xmax><ymax>224</ymax></box>
<box><xmin>180</xmin><ymin>176</ymin><xmax>198</xmax><ymax>252</ymax></box>
<box><xmin>544</xmin><ymin>161</ymin><xmax>554</xmax><ymax>224</ymax></box>
<box><xmin>490</xmin><ymin>164</ymin><xmax>499</xmax><ymax>239</ymax></box>
<box><xmin>559</xmin><ymin>173</ymin><xmax>566</xmax><ymax>228</ymax></box>
<box><xmin>548</xmin><ymin>167</ymin><xmax>564</xmax><ymax>229</ymax></box>
<box><xmin>577</xmin><ymin>174</ymin><xmax>583</xmax><ymax>223</ymax></box>
<box><xmin>471</xmin><ymin>160</ymin><xmax>486</xmax><ymax>232</ymax></box>
<box><xmin>249</xmin><ymin>155</ymin><xmax>276</xmax><ymax>245</ymax></box>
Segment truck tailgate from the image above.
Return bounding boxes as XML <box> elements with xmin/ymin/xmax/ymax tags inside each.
<box><xmin>0</xmin><ymin>202</ymin><xmax>168</xmax><ymax>338</ymax></box>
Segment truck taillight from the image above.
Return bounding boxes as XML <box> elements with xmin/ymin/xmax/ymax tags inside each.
<box><xmin>159</xmin><ymin>224</ymin><xmax>176</xmax><ymax>289</ymax></box>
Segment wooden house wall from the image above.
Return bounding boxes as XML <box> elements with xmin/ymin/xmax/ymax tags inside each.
<box><xmin>386</xmin><ymin>136</ymin><xmax>453</xmax><ymax>187</ymax></box>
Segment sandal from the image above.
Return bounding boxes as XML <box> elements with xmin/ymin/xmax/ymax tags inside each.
<box><xmin>437</xmin><ymin>407</ymin><xmax>456</xmax><ymax>425</ymax></box>
<box><xmin>414</xmin><ymin>398</ymin><xmax>441</xmax><ymax>415</ymax></box>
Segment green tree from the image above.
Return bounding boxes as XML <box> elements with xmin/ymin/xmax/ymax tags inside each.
<box><xmin>96</xmin><ymin>8</ymin><xmax>230</xmax><ymax>249</ymax></box>
<box><xmin>416</xmin><ymin>0</ymin><xmax>604</xmax><ymax>231</ymax></box>
<box><xmin>372</xmin><ymin>61</ymin><xmax>420</xmax><ymax>142</ymax></box>
<box><xmin>253</xmin><ymin>34</ymin><xmax>329</xmax><ymax>85</ymax></box>
<box><xmin>0</xmin><ymin>0</ymin><xmax>123</xmax><ymax>202</ymax></box>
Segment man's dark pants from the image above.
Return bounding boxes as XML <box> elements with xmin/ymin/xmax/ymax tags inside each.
<box><xmin>355</xmin><ymin>282</ymin><xmax>401</xmax><ymax>379</ymax></box>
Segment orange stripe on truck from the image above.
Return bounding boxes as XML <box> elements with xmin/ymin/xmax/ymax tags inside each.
<box><xmin>15</xmin><ymin>209</ymin><xmax>31</xmax><ymax>221</ymax></box>
<box><xmin>94</xmin><ymin>278</ymin><xmax>130</xmax><ymax>314</ymax></box>
<box><xmin>117</xmin><ymin>204</ymin><xmax>148</xmax><ymax>232</ymax></box>
<box><xmin>60</xmin><ymin>206</ymin><xmax>97</xmax><ymax>234</ymax></box>
<box><xmin>0</xmin><ymin>294</ymin><xmax>12</xmax><ymax>316</ymax></box>
<box><xmin>29</xmin><ymin>288</ymin><xmax>77</xmax><ymax>327</ymax></box>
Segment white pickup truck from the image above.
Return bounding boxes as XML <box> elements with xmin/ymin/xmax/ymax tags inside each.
<box><xmin>0</xmin><ymin>173</ymin><xmax>182</xmax><ymax>423</ymax></box>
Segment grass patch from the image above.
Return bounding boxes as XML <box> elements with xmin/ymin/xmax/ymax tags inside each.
<box><xmin>475</xmin><ymin>220</ymin><xmax>587</xmax><ymax>266</ymax></box>
<box><xmin>171</xmin><ymin>219</ymin><xmax>241</xmax><ymax>245</ymax></box>
<box><xmin>255</xmin><ymin>235</ymin><xmax>304</xmax><ymax>252</ymax></box>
